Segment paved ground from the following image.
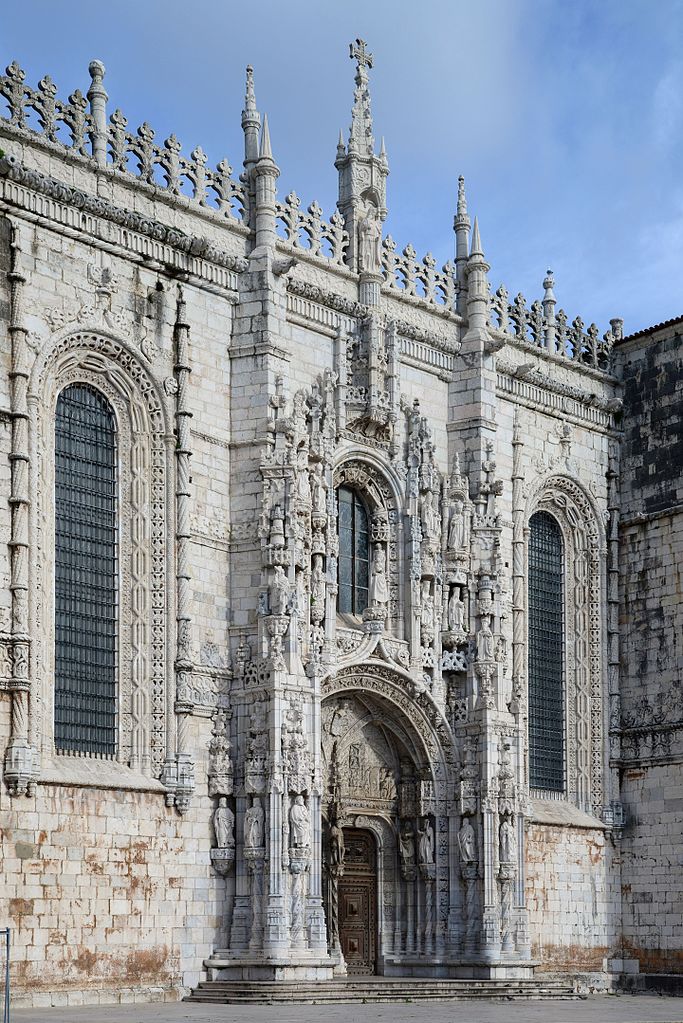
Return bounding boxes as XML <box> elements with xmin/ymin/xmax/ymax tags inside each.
<box><xmin>11</xmin><ymin>996</ymin><xmax>683</xmax><ymax>1023</ymax></box>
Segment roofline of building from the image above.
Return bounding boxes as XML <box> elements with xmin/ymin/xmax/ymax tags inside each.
<box><xmin>618</xmin><ymin>314</ymin><xmax>683</xmax><ymax>345</ymax></box>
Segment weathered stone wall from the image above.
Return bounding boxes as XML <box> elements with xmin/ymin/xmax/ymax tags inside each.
<box><xmin>618</xmin><ymin>326</ymin><xmax>683</xmax><ymax>974</ymax></box>
<box><xmin>526</xmin><ymin>818</ymin><xmax>619</xmax><ymax>973</ymax></box>
<box><xmin>0</xmin><ymin>718</ymin><xmax>228</xmax><ymax>1008</ymax></box>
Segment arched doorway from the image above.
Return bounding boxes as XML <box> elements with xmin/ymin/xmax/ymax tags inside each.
<box><xmin>338</xmin><ymin>828</ymin><xmax>378</xmax><ymax>974</ymax></box>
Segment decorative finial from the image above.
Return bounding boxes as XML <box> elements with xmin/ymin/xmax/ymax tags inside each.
<box><xmin>244</xmin><ymin>65</ymin><xmax>257</xmax><ymax>116</ymax></box>
<box><xmin>543</xmin><ymin>268</ymin><xmax>555</xmax><ymax>296</ymax></box>
<box><xmin>457</xmin><ymin>175</ymin><xmax>467</xmax><ymax>215</ymax></box>
<box><xmin>259</xmin><ymin>113</ymin><xmax>273</xmax><ymax>161</ymax></box>
<box><xmin>350</xmin><ymin>38</ymin><xmax>374</xmax><ymax>72</ymax></box>
<box><xmin>470</xmin><ymin>216</ymin><xmax>483</xmax><ymax>258</ymax></box>
<box><xmin>336</xmin><ymin>129</ymin><xmax>345</xmax><ymax>156</ymax></box>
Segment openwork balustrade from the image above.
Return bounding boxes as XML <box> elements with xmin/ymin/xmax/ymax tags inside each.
<box><xmin>381</xmin><ymin>235</ymin><xmax>458</xmax><ymax>312</ymax></box>
<box><xmin>0</xmin><ymin>60</ymin><xmax>247</xmax><ymax>223</ymax></box>
<box><xmin>488</xmin><ymin>272</ymin><xmax>622</xmax><ymax>371</ymax></box>
<box><xmin>275</xmin><ymin>191</ymin><xmax>349</xmax><ymax>267</ymax></box>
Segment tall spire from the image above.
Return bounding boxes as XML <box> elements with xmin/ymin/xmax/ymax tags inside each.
<box><xmin>454</xmin><ymin>175</ymin><xmax>471</xmax><ymax>316</ymax></box>
<box><xmin>348</xmin><ymin>38</ymin><xmax>375</xmax><ymax>156</ymax></box>
<box><xmin>259</xmin><ymin>113</ymin><xmax>273</xmax><ymax>161</ymax></box>
<box><xmin>470</xmin><ymin>215</ymin><xmax>483</xmax><ymax>258</ymax></box>
<box><xmin>335</xmin><ymin>40</ymin><xmax>389</xmax><ymax>276</ymax></box>
<box><xmin>242</xmin><ymin>64</ymin><xmax>261</xmax><ymax>169</ymax></box>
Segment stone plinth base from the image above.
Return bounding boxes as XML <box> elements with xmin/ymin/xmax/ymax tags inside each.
<box><xmin>205</xmin><ymin>955</ymin><xmax>334</xmax><ymax>982</ymax></box>
<box><xmin>381</xmin><ymin>959</ymin><xmax>537</xmax><ymax>980</ymax></box>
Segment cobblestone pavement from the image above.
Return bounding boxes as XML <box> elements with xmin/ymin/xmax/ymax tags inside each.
<box><xmin>11</xmin><ymin>996</ymin><xmax>683</xmax><ymax>1023</ymax></box>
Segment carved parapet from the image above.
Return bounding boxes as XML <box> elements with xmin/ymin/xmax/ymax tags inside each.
<box><xmin>210</xmin><ymin>846</ymin><xmax>235</xmax><ymax>876</ymax></box>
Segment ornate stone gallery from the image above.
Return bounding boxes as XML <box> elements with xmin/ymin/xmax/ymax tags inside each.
<box><xmin>0</xmin><ymin>38</ymin><xmax>680</xmax><ymax>1006</ymax></box>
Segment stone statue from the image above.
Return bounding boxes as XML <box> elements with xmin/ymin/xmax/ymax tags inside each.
<box><xmin>447</xmin><ymin>585</ymin><xmax>465</xmax><ymax>632</ymax></box>
<box><xmin>271</xmin><ymin>565</ymin><xmax>290</xmax><ymax>615</ymax></box>
<box><xmin>244</xmin><ymin>798</ymin><xmax>265</xmax><ymax>850</ymax></box>
<box><xmin>421</xmin><ymin>490</ymin><xmax>439</xmax><ymax>539</ymax></box>
<box><xmin>499</xmin><ymin>818</ymin><xmax>516</xmax><ymax>864</ymax></box>
<box><xmin>329</xmin><ymin>816</ymin><xmax>345</xmax><ymax>869</ymax></box>
<box><xmin>399</xmin><ymin>822</ymin><xmax>415</xmax><ymax>870</ymax></box>
<box><xmin>418</xmin><ymin>817</ymin><xmax>434</xmax><ymax>865</ymax></box>
<box><xmin>290</xmin><ymin>795</ymin><xmax>311</xmax><ymax>848</ymax></box>
<box><xmin>458</xmin><ymin>817</ymin><xmax>476</xmax><ymax>864</ymax></box>
<box><xmin>297</xmin><ymin>460</ymin><xmax>312</xmax><ymax>506</ymax></box>
<box><xmin>447</xmin><ymin>499</ymin><xmax>465</xmax><ymax>550</ymax></box>
<box><xmin>477</xmin><ymin>615</ymin><xmax>495</xmax><ymax>662</ymax></box>
<box><xmin>311</xmin><ymin>462</ymin><xmax>328</xmax><ymax>517</ymax></box>
<box><xmin>359</xmin><ymin>207</ymin><xmax>382</xmax><ymax>273</ymax></box>
<box><xmin>369</xmin><ymin>545</ymin><xmax>389</xmax><ymax>605</ymax></box>
<box><xmin>213</xmin><ymin>797</ymin><xmax>235</xmax><ymax>850</ymax></box>
<box><xmin>310</xmin><ymin>554</ymin><xmax>326</xmax><ymax>623</ymax></box>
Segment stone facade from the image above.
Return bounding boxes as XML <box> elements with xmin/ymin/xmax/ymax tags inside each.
<box><xmin>0</xmin><ymin>43</ymin><xmax>679</xmax><ymax>1006</ymax></box>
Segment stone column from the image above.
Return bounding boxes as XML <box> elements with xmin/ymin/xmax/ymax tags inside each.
<box><xmin>4</xmin><ymin>221</ymin><xmax>36</xmax><ymax>798</ymax></box>
<box><xmin>87</xmin><ymin>59</ymin><xmax>108</xmax><ymax>167</ymax></box>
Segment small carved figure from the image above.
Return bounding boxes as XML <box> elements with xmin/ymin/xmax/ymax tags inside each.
<box><xmin>213</xmin><ymin>797</ymin><xmax>235</xmax><ymax>850</ymax></box>
<box><xmin>499</xmin><ymin>817</ymin><xmax>516</xmax><ymax>864</ymax></box>
<box><xmin>369</xmin><ymin>546</ymin><xmax>389</xmax><ymax>606</ymax></box>
<box><xmin>297</xmin><ymin>460</ymin><xmax>312</xmax><ymax>506</ymax></box>
<box><xmin>244</xmin><ymin>798</ymin><xmax>265</xmax><ymax>850</ymax></box>
<box><xmin>329</xmin><ymin>815</ymin><xmax>345</xmax><ymax>869</ymax></box>
<box><xmin>418</xmin><ymin>817</ymin><xmax>435</xmax><ymax>865</ymax></box>
<box><xmin>447</xmin><ymin>499</ymin><xmax>465</xmax><ymax>550</ymax></box>
<box><xmin>477</xmin><ymin>615</ymin><xmax>495</xmax><ymax>662</ymax></box>
<box><xmin>310</xmin><ymin>554</ymin><xmax>326</xmax><ymax>623</ymax></box>
<box><xmin>271</xmin><ymin>565</ymin><xmax>290</xmax><ymax>615</ymax></box>
<box><xmin>458</xmin><ymin>817</ymin><xmax>476</xmax><ymax>863</ymax></box>
<box><xmin>421</xmin><ymin>490</ymin><xmax>439</xmax><ymax>539</ymax></box>
<box><xmin>359</xmin><ymin>207</ymin><xmax>382</xmax><ymax>273</ymax></box>
<box><xmin>399</xmin><ymin>822</ymin><xmax>416</xmax><ymax>870</ymax></box>
<box><xmin>311</xmin><ymin>462</ymin><xmax>328</xmax><ymax>517</ymax></box>
<box><xmin>448</xmin><ymin>585</ymin><xmax>465</xmax><ymax>632</ymax></box>
<box><xmin>290</xmin><ymin>794</ymin><xmax>311</xmax><ymax>848</ymax></box>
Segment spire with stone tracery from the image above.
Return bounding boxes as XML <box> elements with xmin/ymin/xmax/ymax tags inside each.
<box><xmin>335</xmin><ymin>38</ymin><xmax>389</xmax><ymax>279</ymax></box>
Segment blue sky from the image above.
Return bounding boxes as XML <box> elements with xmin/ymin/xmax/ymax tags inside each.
<box><xmin>4</xmin><ymin>0</ymin><xmax>682</xmax><ymax>334</ymax></box>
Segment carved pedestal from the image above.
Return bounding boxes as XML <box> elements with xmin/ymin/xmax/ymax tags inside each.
<box><xmin>210</xmin><ymin>846</ymin><xmax>235</xmax><ymax>877</ymax></box>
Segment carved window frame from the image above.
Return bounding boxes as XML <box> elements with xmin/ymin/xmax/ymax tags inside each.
<box><xmin>333</xmin><ymin>458</ymin><xmax>404</xmax><ymax>635</ymax></box>
<box><xmin>29</xmin><ymin>332</ymin><xmax>171</xmax><ymax>780</ymax></box>
<box><xmin>526</xmin><ymin>476</ymin><xmax>605</xmax><ymax>814</ymax></box>
<box><xmin>337</xmin><ymin>485</ymin><xmax>370</xmax><ymax>615</ymax></box>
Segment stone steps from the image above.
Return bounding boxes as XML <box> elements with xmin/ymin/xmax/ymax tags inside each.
<box><xmin>187</xmin><ymin>978</ymin><xmax>578</xmax><ymax>1004</ymax></box>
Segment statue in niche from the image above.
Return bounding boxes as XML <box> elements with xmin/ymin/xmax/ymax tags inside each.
<box><xmin>244</xmin><ymin>798</ymin><xmax>265</xmax><ymax>850</ymax></box>
<box><xmin>358</xmin><ymin>206</ymin><xmax>382</xmax><ymax>273</ymax></box>
<box><xmin>477</xmin><ymin>615</ymin><xmax>495</xmax><ymax>662</ymax></box>
<box><xmin>399</xmin><ymin>822</ymin><xmax>416</xmax><ymax>871</ymax></box>
<box><xmin>499</xmin><ymin>817</ymin><xmax>516</xmax><ymax>864</ymax></box>
<box><xmin>271</xmin><ymin>565</ymin><xmax>290</xmax><ymax>615</ymax></box>
<box><xmin>297</xmin><ymin>454</ymin><xmax>312</xmax><ymax>507</ymax></box>
<box><xmin>310</xmin><ymin>554</ymin><xmax>326</xmax><ymax>623</ymax></box>
<box><xmin>447</xmin><ymin>585</ymin><xmax>465</xmax><ymax>632</ymax></box>
<box><xmin>290</xmin><ymin>795</ymin><xmax>311</xmax><ymax>848</ymax></box>
<box><xmin>417</xmin><ymin>817</ymin><xmax>435</xmax><ymax>865</ymax></box>
<box><xmin>379</xmin><ymin>767</ymin><xmax>396</xmax><ymax>800</ymax></box>
<box><xmin>421</xmin><ymin>490</ymin><xmax>439</xmax><ymax>540</ymax></box>
<box><xmin>447</xmin><ymin>498</ymin><xmax>465</xmax><ymax>550</ymax></box>
<box><xmin>458</xmin><ymin>817</ymin><xmax>476</xmax><ymax>863</ymax></box>
<box><xmin>213</xmin><ymin>797</ymin><xmax>235</xmax><ymax>850</ymax></box>
<box><xmin>329</xmin><ymin>813</ymin><xmax>345</xmax><ymax>868</ymax></box>
<box><xmin>311</xmin><ymin>462</ymin><xmax>328</xmax><ymax>518</ymax></box>
<box><xmin>369</xmin><ymin>545</ymin><xmax>389</xmax><ymax>606</ymax></box>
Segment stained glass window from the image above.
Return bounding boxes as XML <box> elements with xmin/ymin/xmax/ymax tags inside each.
<box><xmin>528</xmin><ymin>511</ymin><xmax>565</xmax><ymax>791</ymax></box>
<box><xmin>337</xmin><ymin>486</ymin><xmax>369</xmax><ymax>614</ymax></box>
<box><xmin>54</xmin><ymin>384</ymin><xmax>118</xmax><ymax>755</ymax></box>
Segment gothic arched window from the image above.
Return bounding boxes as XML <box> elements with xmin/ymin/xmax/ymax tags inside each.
<box><xmin>54</xmin><ymin>383</ymin><xmax>118</xmax><ymax>756</ymax></box>
<box><xmin>337</xmin><ymin>486</ymin><xmax>369</xmax><ymax>614</ymax></box>
<box><xmin>528</xmin><ymin>510</ymin><xmax>565</xmax><ymax>792</ymax></box>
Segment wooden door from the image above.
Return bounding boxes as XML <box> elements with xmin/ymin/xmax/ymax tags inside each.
<box><xmin>338</xmin><ymin>828</ymin><xmax>377</xmax><ymax>975</ymax></box>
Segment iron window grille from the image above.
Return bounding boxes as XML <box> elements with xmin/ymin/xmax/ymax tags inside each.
<box><xmin>337</xmin><ymin>486</ymin><xmax>369</xmax><ymax>615</ymax></box>
<box><xmin>54</xmin><ymin>383</ymin><xmax>118</xmax><ymax>756</ymax></box>
<box><xmin>528</xmin><ymin>510</ymin><xmax>565</xmax><ymax>792</ymax></box>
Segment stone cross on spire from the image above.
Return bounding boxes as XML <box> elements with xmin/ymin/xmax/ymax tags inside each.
<box><xmin>347</xmin><ymin>37</ymin><xmax>375</xmax><ymax>156</ymax></box>
<box><xmin>350</xmin><ymin>38</ymin><xmax>374</xmax><ymax>72</ymax></box>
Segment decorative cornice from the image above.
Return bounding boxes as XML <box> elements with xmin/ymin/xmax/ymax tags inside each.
<box><xmin>496</xmin><ymin>357</ymin><xmax>621</xmax><ymax>424</ymax></box>
<box><xmin>0</xmin><ymin>152</ymin><xmax>248</xmax><ymax>274</ymax></box>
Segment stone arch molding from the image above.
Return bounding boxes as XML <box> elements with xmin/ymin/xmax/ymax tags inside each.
<box><xmin>28</xmin><ymin>328</ymin><xmax>173</xmax><ymax>778</ymax></box>
<box><xmin>525</xmin><ymin>473</ymin><xmax>606</xmax><ymax>813</ymax></box>
<box><xmin>322</xmin><ymin>661</ymin><xmax>456</xmax><ymax>793</ymax></box>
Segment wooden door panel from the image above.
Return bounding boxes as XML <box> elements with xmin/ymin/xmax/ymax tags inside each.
<box><xmin>339</xmin><ymin>829</ymin><xmax>377</xmax><ymax>975</ymax></box>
